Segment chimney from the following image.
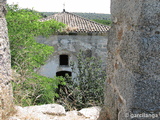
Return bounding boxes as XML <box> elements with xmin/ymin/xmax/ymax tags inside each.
<box><xmin>63</xmin><ymin>3</ymin><xmax>65</xmax><ymax>12</ymax></box>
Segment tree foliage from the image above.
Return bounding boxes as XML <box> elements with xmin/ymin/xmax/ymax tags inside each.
<box><xmin>92</xmin><ymin>19</ymin><xmax>112</xmax><ymax>26</ymax></box>
<box><xmin>7</xmin><ymin>4</ymin><xmax>65</xmax><ymax>71</ymax></box>
<box><xmin>6</xmin><ymin>4</ymin><xmax>66</xmax><ymax>106</ymax></box>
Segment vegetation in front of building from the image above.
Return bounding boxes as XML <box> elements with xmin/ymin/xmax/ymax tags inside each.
<box><xmin>7</xmin><ymin>4</ymin><xmax>66</xmax><ymax>106</ymax></box>
<box><xmin>57</xmin><ymin>50</ymin><xmax>106</xmax><ymax>110</ymax></box>
<box><xmin>7</xmin><ymin>4</ymin><xmax>106</xmax><ymax>110</ymax></box>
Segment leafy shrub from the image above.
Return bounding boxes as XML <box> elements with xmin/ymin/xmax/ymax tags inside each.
<box><xmin>58</xmin><ymin>50</ymin><xmax>106</xmax><ymax>110</ymax></box>
<box><xmin>6</xmin><ymin>4</ymin><xmax>66</xmax><ymax>106</ymax></box>
<box><xmin>12</xmin><ymin>74</ymin><xmax>65</xmax><ymax>106</ymax></box>
<box><xmin>6</xmin><ymin>4</ymin><xmax>65</xmax><ymax>71</ymax></box>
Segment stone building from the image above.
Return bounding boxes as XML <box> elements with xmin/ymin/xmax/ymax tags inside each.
<box><xmin>36</xmin><ymin>10</ymin><xmax>110</xmax><ymax>79</ymax></box>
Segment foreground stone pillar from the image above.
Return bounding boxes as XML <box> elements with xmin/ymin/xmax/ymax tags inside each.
<box><xmin>99</xmin><ymin>0</ymin><xmax>160</xmax><ymax>120</ymax></box>
<box><xmin>0</xmin><ymin>0</ymin><xmax>13</xmax><ymax>119</ymax></box>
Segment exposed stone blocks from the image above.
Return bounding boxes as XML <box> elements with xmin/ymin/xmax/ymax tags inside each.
<box><xmin>36</xmin><ymin>34</ymin><xmax>108</xmax><ymax>78</ymax></box>
<box><xmin>0</xmin><ymin>0</ymin><xmax>13</xmax><ymax>119</ymax></box>
<box><xmin>99</xmin><ymin>0</ymin><xmax>160</xmax><ymax>120</ymax></box>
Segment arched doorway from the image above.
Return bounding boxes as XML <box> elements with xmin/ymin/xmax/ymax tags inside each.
<box><xmin>56</xmin><ymin>71</ymin><xmax>73</xmax><ymax>101</ymax></box>
<box><xmin>56</xmin><ymin>71</ymin><xmax>72</xmax><ymax>77</ymax></box>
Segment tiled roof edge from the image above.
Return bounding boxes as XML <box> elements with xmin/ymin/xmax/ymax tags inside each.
<box><xmin>39</xmin><ymin>11</ymin><xmax>111</xmax><ymax>33</ymax></box>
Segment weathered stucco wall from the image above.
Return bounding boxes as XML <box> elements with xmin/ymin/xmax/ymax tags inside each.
<box><xmin>98</xmin><ymin>0</ymin><xmax>160</xmax><ymax>120</ymax></box>
<box><xmin>36</xmin><ymin>34</ymin><xmax>108</xmax><ymax>78</ymax></box>
<box><xmin>0</xmin><ymin>0</ymin><xmax>13</xmax><ymax>119</ymax></box>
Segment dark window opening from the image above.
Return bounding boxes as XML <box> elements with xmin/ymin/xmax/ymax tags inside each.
<box><xmin>59</xmin><ymin>55</ymin><xmax>69</xmax><ymax>66</ymax></box>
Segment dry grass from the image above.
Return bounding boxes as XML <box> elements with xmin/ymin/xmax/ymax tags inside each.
<box><xmin>63</xmin><ymin>26</ymin><xmax>78</xmax><ymax>33</ymax></box>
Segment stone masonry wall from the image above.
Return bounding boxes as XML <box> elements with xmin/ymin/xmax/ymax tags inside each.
<box><xmin>0</xmin><ymin>0</ymin><xmax>13</xmax><ymax>119</ymax></box>
<box><xmin>36</xmin><ymin>34</ymin><xmax>108</xmax><ymax>78</ymax></box>
<box><xmin>99</xmin><ymin>0</ymin><xmax>160</xmax><ymax>120</ymax></box>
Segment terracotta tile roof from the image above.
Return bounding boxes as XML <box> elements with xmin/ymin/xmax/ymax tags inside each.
<box><xmin>40</xmin><ymin>11</ymin><xmax>110</xmax><ymax>33</ymax></box>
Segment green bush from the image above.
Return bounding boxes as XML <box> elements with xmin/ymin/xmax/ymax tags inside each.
<box><xmin>58</xmin><ymin>50</ymin><xmax>106</xmax><ymax>110</ymax></box>
<box><xmin>12</xmin><ymin>74</ymin><xmax>65</xmax><ymax>106</ymax></box>
<box><xmin>6</xmin><ymin>4</ymin><xmax>65</xmax><ymax>71</ymax></box>
<box><xmin>6</xmin><ymin>4</ymin><xmax>66</xmax><ymax>106</ymax></box>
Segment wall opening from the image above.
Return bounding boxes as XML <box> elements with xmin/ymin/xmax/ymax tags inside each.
<box><xmin>56</xmin><ymin>71</ymin><xmax>72</xmax><ymax>77</ymax></box>
<box><xmin>56</xmin><ymin>71</ymin><xmax>72</xmax><ymax>100</ymax></box>
<box><xmin>59</xmin><ymin>55</ymin><xmax>69</xmax><ymax>66</ymax></box>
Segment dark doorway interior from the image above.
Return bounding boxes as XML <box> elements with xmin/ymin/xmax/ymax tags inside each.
<box><xmin>59</xmin><ymin>55</ymin><xmax>69</xmax><ymax>66</ymax></box>
<box><xmin>56</xmin><ymin>71</ymin><xmax>73</xmax><ymax>101</ymax></box>
<box><xmin>56</xmin><ymin>71</ymin><xmax>72</xmax><ymax>77</ymax></box>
